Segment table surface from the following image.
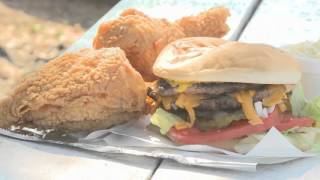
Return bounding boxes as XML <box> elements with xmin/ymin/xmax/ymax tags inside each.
<box><xmin>240</xmin><ymin>0</ymin><xmax>320</xmax><ymax>46</ymax></box>
<box><xmin>1</xmin><ymin>0</ymin><xmax>320</xmax><ymax>179</ymax></box>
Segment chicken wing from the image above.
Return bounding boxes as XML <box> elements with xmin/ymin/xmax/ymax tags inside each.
<box><xmin>0</xmin><ymin>48</ymin><xmax>146</xmax><ymax>131</ymax></box>
<box><xmin>93</xmin><ymin>7</ymin><xmax>230</xmax><ymax>81</ymax></box>
<box><xmin>176</xmin><ymin>7</ymin><xmax>230</xmax><ymax>37</ymax></box>
<box><xmin>93</xmin><ymin>9</ymin><xmax>185</xmax><ymax>81</ymax></box>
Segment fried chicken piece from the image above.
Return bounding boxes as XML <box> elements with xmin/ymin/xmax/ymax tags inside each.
<box><xmin>176</xmin><ymin>7</ymin><xmax>230</xmax><ymax>37</ymax></box>
<box><xmin>120</xmin><ymin>8</ymin><xmax>148</xmax><ymax>17</ymax></box>
<box><xmin>93</xmin><ymin>7</ymin><xmax>230</xmax><ymax>82</ymax></box>
<box><xmin>94</xmin><ymin>9</ymin><xmax>185</xmax><ymax>81</ymax></box>
<box><xmin>0</xmin><ymin>48</ymin><xmax>146</xmax><ymax>131</ymax></box>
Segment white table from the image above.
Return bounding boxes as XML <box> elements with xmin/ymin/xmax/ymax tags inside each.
<box><xmin>0</xmin><ymin>135</ymin><xmax>159</xmax><ymax>180</ymax></box>
<box><xmin>152</xmin><ymin>158</ymin><xmax>320</xmax><ymax>180</ymax></box>
<box><xmin>240</xmin><ymin>0</ymin><xmax>320</xmax><ymax>46</ymax></box>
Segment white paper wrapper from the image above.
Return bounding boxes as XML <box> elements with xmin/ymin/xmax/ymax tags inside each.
<box><xmin>99</xmin><ymin>117</ymin><xmax>317</xmax><ymax>160</ymax></box>
<box><xmin>0</xmin><ymin>126</ymin><xmax>258</xmax><ymax>172</ymax></box>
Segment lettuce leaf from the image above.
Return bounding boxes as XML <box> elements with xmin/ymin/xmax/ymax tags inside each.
<box><xmin>235</xmin><ymin>127</ymin><xmax>320</xmax><ymax>154</ymax></box>
<box><xmin>283</xmin><ymin>39</ymin><xmax>320</xmax><ymax>60</ymax></box>
<box><xmin>234</xmin><ymin>134</ymin><xmax>264</xmax><ymax>154</ymax></box>
<box><xmin>283</xmin><ymin>127</ymin><xmax>320</xmax><ymax>153</ymax></box>
<box><xmin>151</xmin><ymin>108</ymin><xmax>184</xmax><ymax>135</ymax></box>
<box><xmin>303</xmin><ymin>97</ymin><xmax>320</xmax><ymax>127</ymax></box>
<box><xmin>290</xmin><ymin>83</ymin><xmax>307</xmax><ymax>117</ymax></box>
<box><xmin>290</xmin><ymin>83</ymin><xmax>320</xmax><ymax>127</ymax></box>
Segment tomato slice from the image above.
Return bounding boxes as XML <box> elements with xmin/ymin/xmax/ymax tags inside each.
<box><xmin>168</xmin><ymin>112</ymin><xmax>314</xmax><ymax>144</ymax></box>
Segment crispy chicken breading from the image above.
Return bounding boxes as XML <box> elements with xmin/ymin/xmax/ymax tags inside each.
<box><xmin>176</xmin><ymin>7</ymin><xmax>230</xmax><ymax>37</ymax></box>
<box><xmin>0</xmin><ymin>48</ymin><xmax>146</xmax><ymax>131</ymax></box>
<box><xmin>93</xmin><ymin>7</ymin><xmax>230</xmax><ymax>81</ymax></box>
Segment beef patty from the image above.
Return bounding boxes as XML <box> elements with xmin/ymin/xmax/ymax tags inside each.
<box><xmin>152</xmin><ymin>79</ymin><xmax>275</xmax><ymax>118</ymax></box>
<box><xmin>197</xmin><ymin>88</ymin><xmax>270</xmax><ymax>111</ymax></box>
<box><xmin>156</xmin><ymin>79</ymin><xmax>265</xmax><ymax>96</ymax></box>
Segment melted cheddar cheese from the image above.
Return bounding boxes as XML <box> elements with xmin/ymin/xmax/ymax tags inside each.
<box><xmin>167</xmin><ymin>80</ymin><xmax>193</xmax><ymax>93</ymax></box>
<box><xmin>234</xmin><ymin>90</ymin><xmax>263</xmax><ymax>125</ymax></box>
<box><xmin>161</xmin><ymin>96</ymin><xmax>176</xmax><ymax>110</ymax></box>
<box><xmin>175</xmin><ymin>94</ymin><xmax>202</xmax><ymax>126</ymax></box>
<box><xmin>263</xmin><ymin>85</ymin><xmax>287</xmax><ymax>107</ymax></box>
<box><xmin>159</xmin><ymin>83</ymin><xmax>289</xmax><ymax>129</ymax></box>
<box><xmin>278</xmin><ymin>102</ymin><xmax>288</xmax><ymax>112</ymax></box>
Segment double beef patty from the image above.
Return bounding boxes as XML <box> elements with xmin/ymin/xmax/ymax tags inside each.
<box><xmin>157</xmin><ymin>79</ymin><xmax>264</xmax><ymax>96</ymax></box>
<box><xmin>197</xmin><ymin>88</ymin><xmax>270</xmax><ymax>111</ymax></box>
<box><xmin>155</xmin><ymin>79</ymin><xmax>271</xmax><ymax>119</ymax></box>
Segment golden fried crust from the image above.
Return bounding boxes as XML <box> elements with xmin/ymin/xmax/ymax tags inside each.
<box><xmin>176</xmin><ymin>7</ymin><xmax>230</xmax><ymax>37</ymax></box>
<box><xmin>120</xmin><ymin>8</ymin><xmax>148</xmax><ymax>17</ymax></box>
<box><xmin>0</xmin><ymin>48</ymin><xmax>146</xmax><ymax>131</ymax></box>
<box><xmin>93</xmin><ymin>14</ymin><xmax>185</xmax><ymax>81</ymax></box>
<box><xmin>93</xmin><ymin>8</ymin><xmax>229</xmax><ymax>82</ymax></box>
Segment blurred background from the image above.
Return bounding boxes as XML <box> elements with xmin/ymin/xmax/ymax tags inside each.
<box><xmin>0</xmin><ymin>0</ymin><xmax>119</xmax><ymax>96</ymax></box>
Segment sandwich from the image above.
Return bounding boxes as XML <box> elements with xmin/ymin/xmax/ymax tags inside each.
<box><xmin>149</xmin><ymin>37</ymin><xmax>316</xmax><ymax>146</ymax></box>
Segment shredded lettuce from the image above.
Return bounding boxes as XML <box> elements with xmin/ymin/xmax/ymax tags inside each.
<box><xmin>303</xmin><ymin>97</ymin><xmax>320</xmax><ymax>127</ymax></box>
<box><xmin>283</xmin><ymin>39</ymin><xmax>320</xmax><ymax>60</ymax></box>
<box><xmin>234</xmin><ymin>134</ymin><xmax>264</xmax><ymax>154</ymax></box>
<box><xmin>290</xmin><ymin>83</ymin><xmax>320</xmax><ymax>127</ymax></box>
<box><xmin>235</xmin><ymin>127</ymin><xmax>320</xmax><ymax>154</ymax></box>
<box><xmin>284</xmin><ymin>127</ymin><xmax>320</xmax><ymax>153</ymax></box>
<box><xmin>290</xmin><ymin>83</ymin><xmax>307</xmax><ymax>117</ymax></box>
<box><xmin>151</xmin><ymin>108</ymin><xmax>184</xmax><ymax>135</ymax></box>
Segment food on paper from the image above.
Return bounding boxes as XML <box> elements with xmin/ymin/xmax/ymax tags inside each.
<box><xmin>0</xmin><ymin>48</ymin><xmax>146</xmax><ymax>131</ymax></box>
<box><xmin>149</xmin><ymin>37</ymin><xmax>318</xmax><ymax>149</ymax></box>
<box><xmin>93</xmin><ymin>7</ymin><xmax>230</xmax><ymax>81</ymax></box>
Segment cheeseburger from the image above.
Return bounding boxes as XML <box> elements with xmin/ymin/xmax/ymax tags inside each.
<box><xmin>149</xmin><ymin>37</ymin><xmax>314</xmax><ymax>145</ymax></box>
